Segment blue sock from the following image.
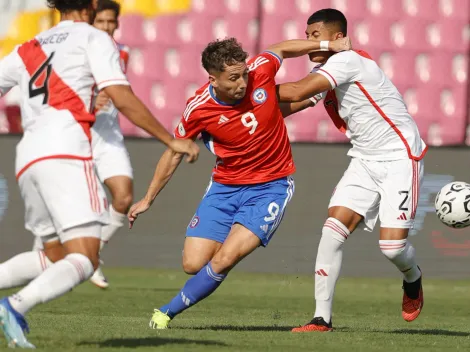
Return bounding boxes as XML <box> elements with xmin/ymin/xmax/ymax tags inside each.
<box><xmin>159</xmin><ymin>262</ymin><xmax>226</xmax><ymax>318</ymax></box>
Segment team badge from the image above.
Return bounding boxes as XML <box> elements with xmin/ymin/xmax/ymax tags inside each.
<box><xmin>189</xmin><ymin>215</ymin><xmax>199</xmax><ymax>228</ymax></box>
<box><xmin>252</xmin><ymin>88</ymin><xmax>267</xmax><ymax>104</ymax></box>
<box><xmin>178</xmin><ymin>122</ymin><xmax>186</xmax><ymax>137</ymax></box>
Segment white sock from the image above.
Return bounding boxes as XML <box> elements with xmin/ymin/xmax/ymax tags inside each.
<box><xmin>379</xmin><ymin>239</ymin><xmax>421</xmax><ymax>283</ymax></box>
<box><xmin>100</xmin><ymin>205</ymin><xmax>126</xmax><ymax>251</ymax></box>
<box><xmin>8</xmin><ymin>253</ymin><xmax>93</xmax><ymax>315</ymax></box>
<box><xmin>32</xmin><ymin>237</ymin><xmax>44</xmax><ymax>251</ymax></box>
<box><xmin>0</xmin><ymin>251</ymin><xmax>52</xmax><ymax>289</ymax></box>
<box><xmin>314</xmin><ymin>218</ymin><xmax>350</xmax><ymax>324</ymax></box>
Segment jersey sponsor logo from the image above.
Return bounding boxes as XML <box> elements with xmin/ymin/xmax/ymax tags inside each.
<box><xmin>253</xmin><ymin>88</ymin><xmax>267</xmax><ymax>104</ymax></box>
<box><xmin>0</xmin><ymin>174</ymin><xmax>8</xmax><ymax>224</ymax></box>
<box><xmin>218</xmin><ymin>115</ymin><xmax>229</xmax><ymax>124</ymax></box>
<box><xmin>178</xmin><ymin>122</ymin><xmax>186</xmax><ymax>137</ymax></box>
<box><xmin>189</xmin><ymin>215</ymin><xmax>199</xmax><ymax>228</ymax></box>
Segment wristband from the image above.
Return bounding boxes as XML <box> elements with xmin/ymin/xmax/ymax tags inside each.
<box><xmin>309</xmin><ymin>96</ymin><xmax>318</xmax><ymax>104</ymax></box>
<box><xmin>320</xmin><ymin>41</ymin><xmax>330</xmax><ymax>51</ymax></box>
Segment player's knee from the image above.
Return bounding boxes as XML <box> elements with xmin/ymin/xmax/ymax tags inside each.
<box><xmin>379</xmin><ymin>239</ymin><xmax>408</xmax><ymax>261</ymax></box>
<box><xmin>182</xmin><ymin>257</ymin><xmax>205</xmax><ymax>275</ymax></box>
<box><xmin>322</xmin><ymin>217</ymin><xmax>350</xmax><ymax>244</ymax></box>
<box><xmin>210</xmin><ymin>252</ymin><xmax>238</xmax><ymax>274</ymax></box>
<box><xmin>112</xmin><ymin>193</ymin><xmax>133</xmax><ymax>214</ymax></box>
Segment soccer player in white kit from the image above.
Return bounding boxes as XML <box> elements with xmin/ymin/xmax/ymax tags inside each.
<box><xmin>277</xmin><ymin>9</ymin><xmax>427</xmax><ymax>332</ymax></box>
<box><xmin>0</xmin><ymin>0</ymin><xmax>198</xmax><ymax>348</ymax></box>
<box><xmin>32</xmin><ymin>0</ymin><xmax>132</xmax><ymax>289</ymax></box>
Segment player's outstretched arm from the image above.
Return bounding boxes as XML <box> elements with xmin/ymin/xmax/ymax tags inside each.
<box><xmin>276</xmin><ymin>74</ymin><xmax>331</xmax><ymax>102</ymax></box>
<box><xmin>127</xmin><ymin>148</ymin><xmax>184</xmax><ymax>228</ymax></box>
<box><xmin>279</xmin><ymin>98</ymin><xmax>316</xmax><ymax>118</ymax></box>
<box><xmin>104</xmin><ymin>85</ymin><xmax>199</xmax><ymax>163</ymax></box>
<box><xmin>266</xmin><ymin>37</ymin><xmax>351</xmax><ymax>60</ymax></box>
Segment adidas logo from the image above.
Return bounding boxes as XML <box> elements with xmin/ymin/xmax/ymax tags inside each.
<box><xmin>218</xmin><ymin>115</ymin><xmax>229</xmax><ymax>124</ymax></box>
<box><xmin>397</xmin><ymin>212</ymin><xmax>408</xmax><ymax>220</ymax></box>
<box><xmin>315</xmin><ymin>269</ymin><xmax>328</xmax><ymax>277</ymax></box>
<box><xmin>260</xmin><ymin>224</ymin><xmax>269</xmax><ymax>234</ymax></box>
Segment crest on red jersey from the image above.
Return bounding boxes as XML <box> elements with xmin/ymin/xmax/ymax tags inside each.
<box><xmin>253</xmin><ymin>88</ymin><xmax>267</xmax><ymax>104</ymax></box>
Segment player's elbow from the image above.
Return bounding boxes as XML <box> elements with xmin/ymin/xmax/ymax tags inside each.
<box><xmin>103</xmin><ymin>85</ymin><xmax>133</xmax><ymax>110</ymax></box>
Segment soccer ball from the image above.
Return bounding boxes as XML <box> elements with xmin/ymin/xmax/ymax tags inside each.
<box><xmin>435</xmin><ymin>182</ymin><xmax>470</xmax><ymax>228</ymax></box>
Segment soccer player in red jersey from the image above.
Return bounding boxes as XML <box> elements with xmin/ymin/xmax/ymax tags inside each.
<box><xmin>127</xmin><ymin>37</ymin><xmax>351</xmax><ymax>328</ymax></box>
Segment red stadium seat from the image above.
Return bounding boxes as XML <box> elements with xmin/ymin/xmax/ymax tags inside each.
<box><xmin>113</xmin><ymin>15</ymin><xmax>145</xmax><ymax>47</ymax></box>
<box><xmin>191</xmin><ymin>0</ymin><xmax>226</xmax><ymax>16</ymax></box>
<box><xmin>144</xmin><ymin>15</ymin><xmax>182</xmax><ymax>46</ymax></box>
<box><xmin>175</xmin><ymin>13</ymin><xmax>219</xmax><ymax>46</ymax></box>
<box><xmin>275</xmin><ymin>57</ymin><xmax>311</xmax><ymax>84</ymax></box>
<box><xmin>378</xmin><ymin>52</ymin><xmax>416</xmax><ymax>91</ymax></box>
<box><xmin>451</xmin><ymin>54</ymin><xmax>468</xmax><ymax>86</ymax></box>
<box><xmin>425</xmin><ymin>19</ymin><xmax>469</xmax><ymax>52</ymax></box>
<box><xmin>294</xmin><ymin>0</ymin><xmax>333</xmax><ymax>16</ymax></box>
<box><xmin>161</xmin><ymin>46</ymin><xmax>208</xmax><ymax>85</ymax></box>
<box><xmin>126</xmin><ymin>47</ymin><xmax>165</xmax><ymax>81</ymax></box>
<box><xmin>351</xmin><ymin>18</ymin><xmax>394</xmax><ymax>51</ymax></box>
<box><xmin>259</xmin><ymin>15</ymin><xmax>305</xmax><ymax>50</ymax></box>
<box><xmin>285</xmin><ymin>108</ymin><xmax>317</xmax><ymax>142</ymax></box>
<box><xmin>439</xmin><ymin>0</ymin><xmax>470</xmax><ymax>21</ymax></box>
<box><xmin>389</xmin><ymin>19</ymin><xmax>432</xmax><ymax>52</ymax></box>
<box><xmin>225</xmin><ymin>0</ymin><xmax>260</xmax><ymax>17</ymax></box>
<box><xmin>402</xmin><ymin>0</ymin><xmax>440</xmax><ymax>20</ymax></box>
<box><xmin>366</xmin><ymin>0</ymin><xmax>403</xmax><ymax>20</ymax></box>
<box><xmin>331</xmin><ymin>0</ymin><xmax>367</xmax><ymax>22</ymax></box>
<box><xmin>212</xmin><ymin>15</ymin><xmax>259</xmax><ymax>49</ymax></box>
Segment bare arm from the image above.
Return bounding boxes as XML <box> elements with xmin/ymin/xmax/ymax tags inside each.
<box><xmin>277</xmin><ymin>74</ymin><xmax>332</xmax><ymax>102</ymax></box>
<box><xmin>279</xmin><ymin>99</ymin><xmax>316</xmax><ymax>118</ymax></box>
<box><xmin>128</xmin><ymin>148</ymin><xmax>184</xmax><ymax>227</ymax></box>
<box><xmin>267</xmin><ymin>37</ymin><xmax>351</xmax><ymax>60</ymax></box>
<box><xmin>104</xmin><ymin>85</ymin><xmax>200</xmax><ymax>162</ymax></box>
<box><xmin>104</xmin><ymin>85</ymin><xmax>173</xmax><ymax>146</ymax></box>
<box><xmin>144</xmin><ymin>149</ymin><xmax>184</xmax><ymax>204</ymax></box>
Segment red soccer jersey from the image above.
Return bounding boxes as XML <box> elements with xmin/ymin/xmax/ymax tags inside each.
<box><xmin>174</xmin><ymin>52</ymin><xmax>295</xmax><ymax>185</ymax></box>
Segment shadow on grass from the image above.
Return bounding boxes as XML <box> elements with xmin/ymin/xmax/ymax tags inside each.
<box><xmin>79</xmin><ymin>337</ymin><xmax>227</xmax><ymax>348</ymax></box>
<box><xmin>387</xmin><ymin>329</ymin><xmax>470</xmax><ymax>337</ymax></box>
<box><xmin>179</xmin><ymin>325</ymin><xmax>293</xmax><ymax>332</ymax></box>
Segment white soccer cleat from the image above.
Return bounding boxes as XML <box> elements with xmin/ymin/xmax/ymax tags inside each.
<box><xmin>90</xmin><ymin>266</ymin><xmax>109</xmax><ymax>289</ymax></box>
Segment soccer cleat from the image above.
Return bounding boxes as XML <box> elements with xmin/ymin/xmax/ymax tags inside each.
<box><xmin>402</xmin><ymin>268</ymin><xmax>423</xmax><ymax>322</ymax></box>
<box><xmin>291</xmin><ymin>317</ymin><xmax>333</xmax><ymax>332</ymax></box>
<box><xmin>90</xmin><ymin>265</ymin><xmax>109</xmax><ymax>289</ymax></box>
<box><xmin>149</xmin><ymin>309</ymin><xmax>171</xmax><ymax>330</ymax></box>
<box><xmin>0</xmin><ymin>298</ymin><xmax>35</xmax><ymax>349</ymax></box>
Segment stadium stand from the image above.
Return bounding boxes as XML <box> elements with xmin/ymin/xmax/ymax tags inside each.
<box><xmin>0</xmin><ymin>0</ymin><xmax>468</xmax><ymax>146</ymax></box>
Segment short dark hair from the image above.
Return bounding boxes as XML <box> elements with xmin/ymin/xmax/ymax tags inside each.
<box><xmin>201</xmin><ymin>38</ymin><xmax>248</xmax><ymax>73</ymax></box>
<box><xmin>307</xmin><ymin>8</ymin><xmax>347</xmax><ymax>36</ymax></box>
<box><xmin>96</xmin><ymin>0</ymin><xmax>121</xmax><ymax>18</ymax></box>
<box><xmin>46</xmin><ymin>0</ymin><xmax>92</xmax><ymax>12</ymax></box>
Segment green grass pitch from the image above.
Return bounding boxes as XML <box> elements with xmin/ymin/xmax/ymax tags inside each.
<box><xmin>0</xmin><ymin>268</ymin><xmax>469</xmax><ymax>351</ymax></box>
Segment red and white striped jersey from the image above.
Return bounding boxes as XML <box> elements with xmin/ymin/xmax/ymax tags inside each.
<box><xmin>314</xmin><ymin>50</ymin><xmax>427</xmax><ymax>161</ymax></box>
<box><xmin>0</xmin><ymin>20</ymin><xmax>129</xmax><ymax>178</ymax></box>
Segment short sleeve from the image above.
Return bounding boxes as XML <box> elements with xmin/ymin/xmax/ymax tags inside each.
<box><xmin>316</xmin><ymin>52</ymin><xmax>360</xmax><ymax>88</ymax></box>
<box><xmin>0</xmin><ymin>47</ymin><xmax>22</xmax><ymax>97</ymax></box>
<box><xmin>174</xmin><ymin>108</ymin><xmax>204</xmax><ymax>140</ymax></box>
<box><xmin>247</xmin><ymin>51</ymin><xmax>282</xmax><ymax>79</ymax></box>
<box><xmin>86</xmin><ymin>30</ymin><xmax>129</xmax><ymax>91</ymax></box>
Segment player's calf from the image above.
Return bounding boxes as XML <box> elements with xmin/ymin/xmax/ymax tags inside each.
<box><xmin>379</xmin><ymin>232</ymin><xmax>423</xmax><ymax>322</ymax></box>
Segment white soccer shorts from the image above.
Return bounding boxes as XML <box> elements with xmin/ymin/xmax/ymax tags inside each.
<box><xmin>329</xmin><ymin>157</ymin><xmax>424</xmax><ymax>231</ymax></box>
<box><xmin>19</xmin><ymin>158</ymin><xmax>109</xmax><ymax>238</ymax></box>
<box><xmin>91</xmin><ymin>127</ymin><xmax>133</xmax><ymax>183</ymax></box>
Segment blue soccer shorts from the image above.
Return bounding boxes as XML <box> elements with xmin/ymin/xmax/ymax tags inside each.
<box><xmin>186</xmin><ymin>176</ymin><xmax>295</xmax><ymax>247</ymax></box>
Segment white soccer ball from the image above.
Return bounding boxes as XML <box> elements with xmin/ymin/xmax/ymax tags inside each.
<box><xmin>435</xmin><ymin>181</ymin><xmax>470</xmax><ymax>228</ymax></box>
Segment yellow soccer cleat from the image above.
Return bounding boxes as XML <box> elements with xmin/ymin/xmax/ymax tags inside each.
<box><xmin>149</xmin><ymin>309</ymin><xmax>171</xmax><ymax>330</ymax></box>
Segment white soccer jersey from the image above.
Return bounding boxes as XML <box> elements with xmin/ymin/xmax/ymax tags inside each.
<box><xmin>315</xmin><ymin>50</ymin><xmax>427</xmax><ymax>161</ymax></box>
<box><xmin>92</xmin><ymin>44</ymin><xmax>129</xmax><ymax>144</ymax></box>
<box><xmin>0</xmin><ymin>20</ymin><xmax>130</xmax><ymax>178</ymax></box>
